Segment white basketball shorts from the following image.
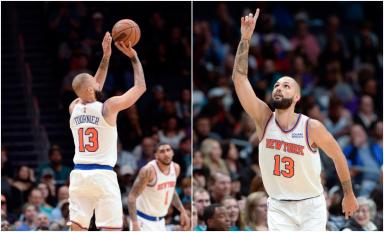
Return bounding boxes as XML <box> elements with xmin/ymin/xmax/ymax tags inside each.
<box><xmin>69</xmin><ymin>168</ymin><xmax>123</xmax><ymax>230</ymax></box>
<box><xmin>267</xmin><ymin>194</ymin><xmax>327</xmax><ymax>231</ymax></box>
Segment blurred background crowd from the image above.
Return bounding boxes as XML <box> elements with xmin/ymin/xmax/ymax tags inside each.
<box><xmin>2</xmin><ymin>2</ymin><xmax>191</xmax><ymax>231</ymax></box>
<box><xmin>193</xmin><ymin>2</ymin><xmax>382</xmax><ymax>231</ymax></box>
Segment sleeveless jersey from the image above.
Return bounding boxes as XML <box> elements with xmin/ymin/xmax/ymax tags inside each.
<box><xmin>136</xmin><ymin>160</ymin><xmax>177</xmax><ymax>217</ymax></box>
<box><xmin>258</xmin><ymin>113</ymin><xmax>323</xmax><ymax>200</ymax></box>
<box><xmin>70</xmin><ymin>101</ymin><xmax>117</xmax><ymax>167</ymax></box>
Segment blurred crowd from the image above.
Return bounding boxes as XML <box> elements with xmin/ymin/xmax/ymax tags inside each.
<box><xmin>193</xmin><ymin>2</ymin><xmax>382</xmax><ymax>231</ymax></box>
<box><xmin>2</xmin><ymin>2</ymin><xmax>191</xmax><ymax>231</ymax></box>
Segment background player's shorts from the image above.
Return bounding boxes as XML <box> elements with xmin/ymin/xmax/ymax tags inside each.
<box><xmin>267</xmin><ymin>194</ymin><xmax>327</xmax><ymax>231</ymax></box>
<box><xmin>69</xmin><ymin>169</ymin><xmax>123</xmax><ymax>230</ymax></box>
<box><xmin>129</xmin><ymin>217</ymin><xmax>166</xmax><ymax>231</ymax></box>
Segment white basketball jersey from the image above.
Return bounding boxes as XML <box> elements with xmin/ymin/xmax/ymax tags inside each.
<box><xmin>259</xmin><ymin>113</ymin><xmax>323</xmax><ymax>200</ymax></box>
<box><xmin>136</xmin><ymin>160</ymin><xmax>177</xmax><ymax>217</ymax></box>
<box><xmin>70</xmin><ymin>101</ymin><xmax>117</xmax><ymax>167</ymax></box>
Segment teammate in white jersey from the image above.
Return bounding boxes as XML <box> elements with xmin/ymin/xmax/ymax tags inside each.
<box><xmin>68</xmin><ymin>32</ymin><xmax>146</xmax><ymax>231</ymax></box>
<box><xmin>232</xmin><ymin>9</ymin><xmax>359</xmax><ymax>231</ymax></box>
<box><xmin>128</xmin><ymin>143</ymin><xmax>190</xmax><ymax>231</ymax></box>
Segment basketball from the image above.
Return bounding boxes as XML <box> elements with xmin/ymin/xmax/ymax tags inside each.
<box><xmin>112</xmin><ymin>19</ymin><xmax>141</xmax><ymax>47</ymax></box>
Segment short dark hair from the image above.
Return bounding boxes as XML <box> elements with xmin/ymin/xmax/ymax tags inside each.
<box><xmin>203</xmin><ymin>203</ymin><xmax>222</xmax><ymax>224</ymax></box>
<box><xmin>48</xmin><ymin>145</ymin><xmax>61</xmax><ymax>157</ymax></box>
<box><xmin>154</xmin><ymin>142</ymin><xmax>172</xmax><ymax>153</ymax></box>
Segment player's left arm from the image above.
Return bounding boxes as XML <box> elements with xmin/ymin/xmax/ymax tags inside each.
<box><xmin>171</xmin><ymin>163</ymin><xmax>190</xmax><ymax>230</ymax></box>
<box><xmin>308</xmin><ymin>119</ymin><xmax>359</xmax><ymax>219</ymax></box>
<box><xmin>94</xmin><ymin>32</ymin><xmax>112</xmax><ymax>90</ymax></box>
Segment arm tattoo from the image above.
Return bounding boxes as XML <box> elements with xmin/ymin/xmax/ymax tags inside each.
<box><xmin>171</xmin><ymin>191</ymin><xmax>184</xmax><ymax>213</ymax></box>
<box><xmin>131</xmin><ymin>55</ymin><xmax>146</xmax><ymax>89</ymax></box>
<box><xmin>232</xmin><ymin>39</ymin><xmax>250</xmax><ymax>79</ymax></box>
<box><xmin>99</xmin><ymin>56</ymin><xmax>110</xmax><ymax>71</ymax></box>
<box><xmin>128</xmin><ymin>168</ymin><xmax>151</xmax><ymax>222</ymax></box>
<box><xmin>341</xmin><ymin>180</ymin><xmax>353</xmax><ymax>195</ymax></box>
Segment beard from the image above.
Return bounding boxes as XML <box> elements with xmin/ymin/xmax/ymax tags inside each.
<box><xmin>272</xmin><ymin>97</ymin><xmax>293</xmax><ymax>109</ymax></box>
<box><xmin>158</xmin><ymin>158</ymin><xmax>172</xmax><ymax>166</ymax></box>
<box><xmin>95</xmin><ymin>90</ymin><xmax>105</xmax><ymax>102</ymax></box>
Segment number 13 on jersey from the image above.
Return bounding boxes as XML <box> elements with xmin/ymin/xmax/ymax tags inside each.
<box><xmin>273</xmin><ymin>154</ymin><xmax>294</xmax><ymax>178</ymax></box>
<box><xmin>78</xmin><ymin>128</ymin><xmax>99</xmax><ymax>152</ymax></box>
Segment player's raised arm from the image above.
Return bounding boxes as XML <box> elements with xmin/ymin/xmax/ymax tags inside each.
<box><xmin>94</xmin><ymin>32</ymin><xmax>112</xmax><ymax>90</ymax></box>
<box><xmin>308</xmin><ymin>119</ymin><xmax>359</xmax><ymax>219</ymax></box>
<box><xmin>128</xmin><ymin>166</ymin><xmax>153</xmax><ymax>231</ymax></box>
<box><xmin>171</xmin><ymin>164</ymin><xmax>190</xmax><ymax>230</ymax></box>
<box><xmin>103</xmin><ymin>41</ymin><xmax>146</xmax><ymax>115</ymax></box>
<box><xmin>232</xmin><ymin>8</ymin><xmax>272</xmax><ymax>135</ymax></box>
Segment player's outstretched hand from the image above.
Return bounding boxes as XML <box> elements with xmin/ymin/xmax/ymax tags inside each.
<box><xmin>115</xmin><ymin>41</ymin><xmax>137</xmax><ymax>59</ymax></box>
<box><xmin>342</xmin><ymin>194</ymin><xmax>359</xmax><ymax>219</ymax></box>
<box><xmin>180</xmin><ymin>211</ymin><xmax>190</xmax><ymax>231</ymax></box>
<box><xmin>102</xmin><ymin>32</ymin><xmax>112</xmax><ymax>58</ymax></box>
<box><xmin>241</xmin><ymin>8</ymin><xmax>260</xmax><ymax>40</ymax></box>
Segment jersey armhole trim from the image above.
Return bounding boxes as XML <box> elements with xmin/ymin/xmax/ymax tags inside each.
<box><xmin>305</xmin><ymin>118</ymin><xmax>318</xmax><ymax>153</ymax></box>
<box><xmin>260</xmin><ymin>112</ymin><xmax>274</xmax><ymax>142</ymax></box>
<box><xmin>147</xmin><ymin>165</ymin><xmax>157</xmax><ymax>187</ymax></box>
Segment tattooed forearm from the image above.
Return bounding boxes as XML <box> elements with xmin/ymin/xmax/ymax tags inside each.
<box><xmin>94</xmin><ymin>56</ymin><xmax>110</xmax><ymax>89</ymax></box>
<box><xmin>341</xmin><ymin>180</ymin><xmax>353</xmax><ymax>195</ymax></box>
<box><xmin>128</xmin><ymin>168</ymin><xmax>151</xmax><ymax>222</ymax></box>
<box><xmin>232</xmin><ymin>39</ymin><xmax>250</xmax><ymax>79</ymax></box>
<box><xmin>131</xmin><ymin>55</ymin><xmax>146</xmax><ymax>89</ymax></box>
<box><xmin>99</xmin><ymin>56</ymin><xmax>110</xmax><ymax>70</ymax></box>
<box><xmin>171</xmin><ymin>191</ymin><xmax>184</xmax><ymax>213</ymax></box>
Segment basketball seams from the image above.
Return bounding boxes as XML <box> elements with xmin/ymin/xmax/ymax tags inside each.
<box><xmin>112</xmin><ymin>19</ymin><xmax>140</xmax><ymax>46</ymax></box>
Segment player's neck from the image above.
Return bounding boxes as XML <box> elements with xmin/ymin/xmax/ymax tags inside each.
<box><xmin>156</xmin><ymin>160</ymin><xmax>170</xmax><ymax>174</ymax></box>
<box><xmin>80</xmin><ymin>96</ymin><xmax>96</xmax><ymax>104</ymax></box>
<box><xmin>274</xmin><ymin>109</ymin><xmax>298</xmax><ymax>131</ymax></box>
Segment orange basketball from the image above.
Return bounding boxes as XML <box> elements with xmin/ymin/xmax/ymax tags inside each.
<box><xmin>112</xmin><ymin>19</ymin><xmax>141</xmax><ymax>47</ymax></box>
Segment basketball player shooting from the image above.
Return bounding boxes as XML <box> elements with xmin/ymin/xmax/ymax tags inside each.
<box><xmin>68</xmin><ymin>32</ymin><xmax>146</xmax><ymax>230</ymax></box>
<box><xmin>232</xmin><ymin>9</ymin><xmax>359</xmax><ymax>230</ymax></box>
<box><xmin>128</xmin><ymin>143</ymin><xmax>190</xmax><ymax>231</ymax></box>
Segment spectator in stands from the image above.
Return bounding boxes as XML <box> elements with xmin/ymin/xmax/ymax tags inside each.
<box><xmin>15</xmin><ymin>204</ymin><xmax>38</xmax><ymax>231</ymax></box>
<box><xmin>37</xmin><ymin>183</ymin><xmax>56</xmax><ymax>210</ymax></box>
<box><xmin>324</xmin><ymin>96</ymin><xmax>352</xmax><ymax>148</ymax></box>
<box><xmin>244</xmin><ymin>191</ymin><xmax>268</xmax><ymax>231</ymax></box>
<box><xmin>37</xmin><ymin>145</ymin><xmax>71</xmax><ymax>185</ymax></box>
<box><xmin>49</xmin><ymin>200</ymin><xmax>69</xmax><ymax>231</ymax></box>
<box><xmin>8</xmin><ymin>166</ymin><xmax>35</xmax><ymax>215</ymax></box>
<box><xmin>180</xmin><ymin>178</ymin><xmax>192</xmax><ymax>204</ymax></box>
<box><xmin>194</xmin><ymin>116</ymin><xmax>221</xmax><ymax>145</ymax></box>
<box><xmin>222</xmin><ymin>141</ymin><xmax>246</xmax><ymax>181</ymax></box>
<box><xmin>116</xmin><ymin>139</ymin><xmax>137</xmax><ymax>174</ymax></box>
<box><xmin>354</xmin><ymin>95</ymin><xmax>378</xmax><ymax>132</ymax></box>
<box><xmin>158</xmin><ymin>116</ymin><xmax>186</xmax><ymax>149</ymax></box>
<box><xmin>209</xmin><ymin>172</ymin><xmax>231</xmax><ymax>204</ymax></box>
<box><xmin>222</xmin><ymin>196</ymin><xmax>248</xmax><ymax>231</ymax></box>
<box><xmin>27</xmin><ymin>188</ymin><xmax>53</xmax><ymax>219</ymax></box>
<box><xmin>371</xmin><ymin>121</ymin><xmax>383</xmax><ymax>148</ymax></box>
<box><xmin>203</xmin><ymin>203</ymin><xmax>231</xmax><ymax>231</ymax></box>
<box><xmin>193</xmin><ymin>188</ymin><xmax>211</xmax><ymax>231</ymax></box>
<box><xmin>341</xmin><ymin>197</ymin><xmax>378</xmax><ymax>231</ymax></box>
<box><xmin>290</xmin><ymin>13</ymin><xmax>321</xmax><ymax>65</ymax></box>
<box><xmin>201</xmin><ymin>138</ymin><xmax>229</xmax><ymax>175</ymax></box>
<box><xmin>343</xmin><ymin>124</ymin><xmax>383</xmax><ymax>197</ymax></box>
<box><xmin>35</xmin><ymin>212</ymin><xmax>50</xmax><ymax>230</ymax></box>
<box><xmin>174</xmin><ymin>137</ymin><xmax>192</xmax><ymax>179</ymax></box>
<box><xmin>135</xmin><ymin>136</ymin><xmax>155</xmax><ymax>170</ymax></box>
<box><xmin>51</xmin><ymin>185</ymin><xmax>69</xmax><ymax>222</ymax></box>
